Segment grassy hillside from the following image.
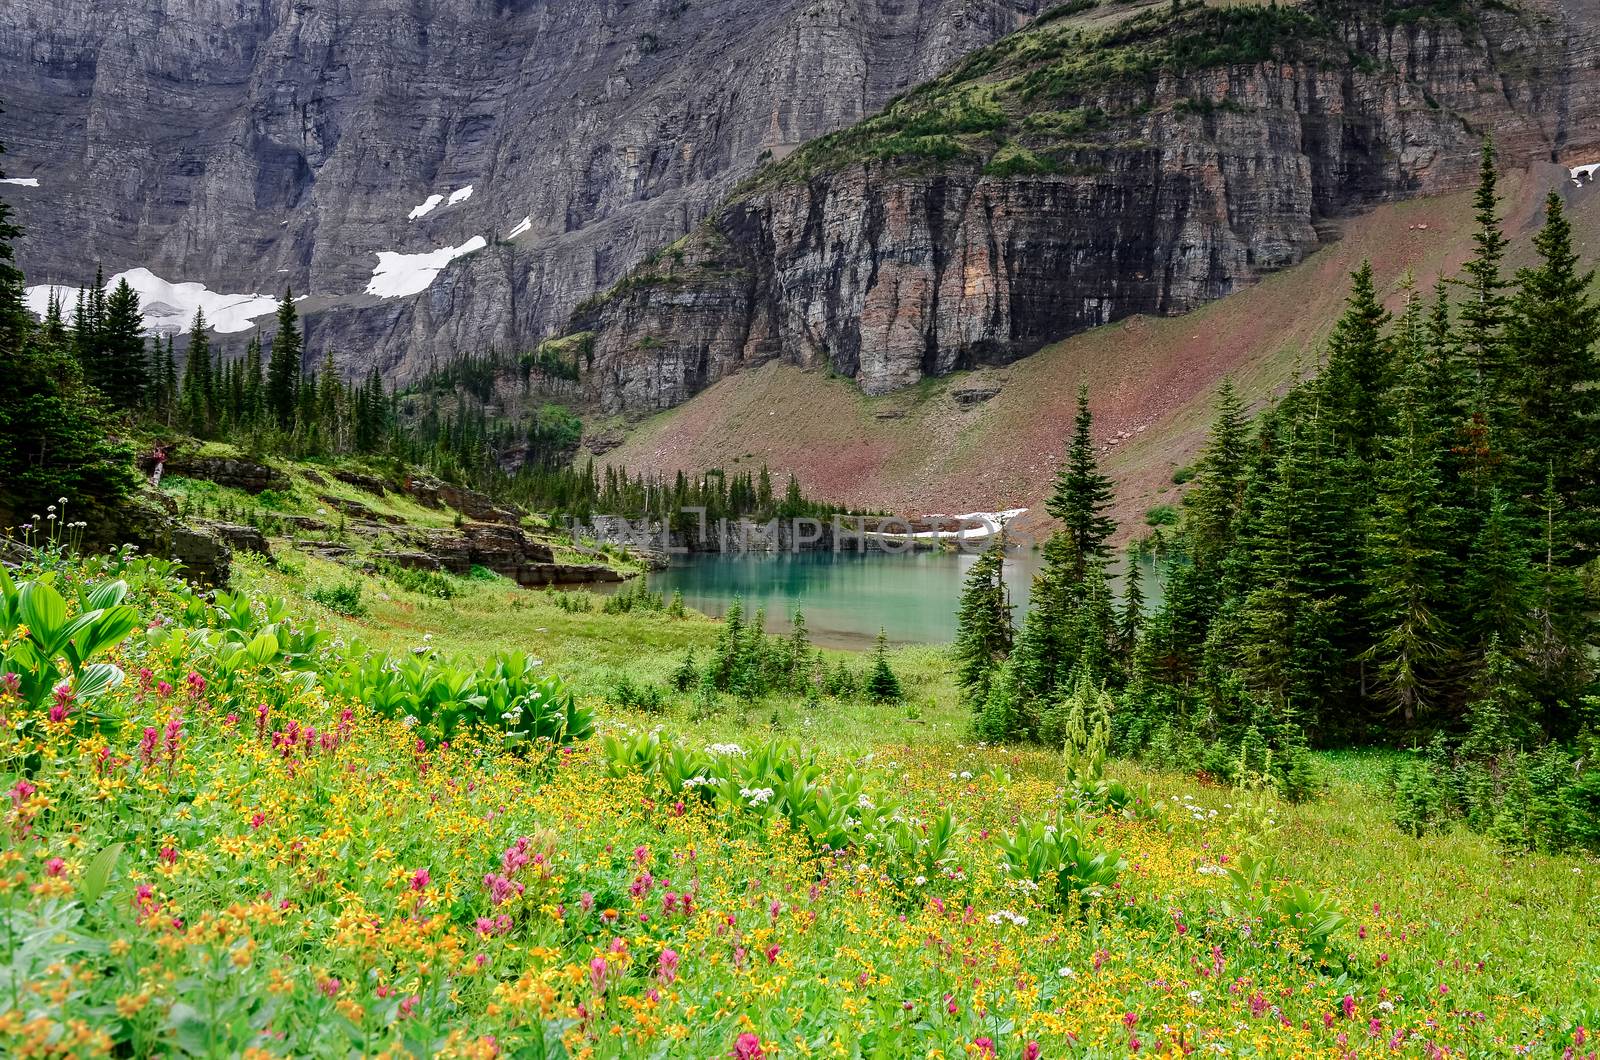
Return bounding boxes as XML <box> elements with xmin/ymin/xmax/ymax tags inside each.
<box><xmin>599</xmin><ymin>165</ymin><xmax>1595</xmax><ymax>537</ymax></box>
<box><xmin>3</xmin><ymin>531</ymin><xmax>1596</xmax><ymax>1055</ymax></box>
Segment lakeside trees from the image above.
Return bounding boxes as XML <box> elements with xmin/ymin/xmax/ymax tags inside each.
<box><xmin>959</xmin><ymin>145</ymin><xmax>1599</xmax><ymax>847</ymax></box>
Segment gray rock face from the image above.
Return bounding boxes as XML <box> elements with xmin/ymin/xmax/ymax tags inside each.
<box><xmin>0</xmin><ymin>0</ymin><xmax>1064</xmax><ymax>377</ymax></box>
<box><xmin>573</xmin><ymin>0</ymin><xmax>1600</xmax><ymax>411</ymax></box>
<box><xmin>155</xmin><ymin>454</ymin><xmax>290</xmax><ymax>494</ymax></box>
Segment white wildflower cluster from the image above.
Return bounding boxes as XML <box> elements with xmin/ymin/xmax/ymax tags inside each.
<box><xmin>1196</xmin><ymin>864</ymin><xmax>1229</xmax><ymax>877</ymax></box>
<box><xmin>912</xmin><ymin>875</ymin><xmax>928</xmax><ymax>887</ymax></box>
<box><xmin>682</xmin><ymin>775</ymin><xmax>715</xmax><ymax>789</ymax></box>
<box><xmin>856</xmin><ymin>793</ymin><xmax>875</xmax><ymax>810</ymax></box>
<box><xmin>985</xmin><ymin>909</ymin><xmax>1029</xmax><ymax>927</ymax></box>
<box><xmin>706</xmin><ymin>743</ymin><xmax>745</xmax><ymax>757</ymax></box>
<box><xmin>1188</xmin><ymin>990</ymin><xmax>1206</xmax><ymax>1007</ymax></box>
<box><xmin>739</xmin><ymin>786</ymin><xmax>774</xmax><ymax>806</ymax></box>
<box><xmin>1057</xmin><ymin>966</ymin><xmax>1076</xmax><ymax>978</ymax></box>
<box><xmin>1173</xmin><ymin>792</ymin><xmax>1218</xmax><ymax>823</ymax></box>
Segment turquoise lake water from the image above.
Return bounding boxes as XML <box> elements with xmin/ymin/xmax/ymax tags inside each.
<box><xmin>643</xmin><ymin>548</ymin><xmax>1161</xmax><ymax>650</ymax></box>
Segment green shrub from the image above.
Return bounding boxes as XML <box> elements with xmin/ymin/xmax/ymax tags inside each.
<box><xmin>308</xmin><ymin>581</ymin><xmax>367</xmax><ymax>617</ymax></box>
<box><xmin>552</xmin><ymin>591</ymin><xmax>595</xmax><ymax>614</ymax></box>
<box><xmin>997</xmin><ymin>815</ymin><xmax>1125</xmax><ymax>913</ymax></box>
<box><xmin>609</xmin><ymin>673</ymin><xmax>666</xmax><ymax>712</ymax></box>
<box><xmin>375</xmin><ymin>560</ymin><xmax>457</xmax><ymax>599</ymax></box>
<box><xmin>603</xmin><ymin>580</ymin><xmax>665</xmax><ymax>615</ymax></box>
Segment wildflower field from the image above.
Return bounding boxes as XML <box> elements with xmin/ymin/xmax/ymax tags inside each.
<box><xmin>2</xmin><ymin>549</ymin><xmax>1597</xmax><ymax>1059</ymax></box>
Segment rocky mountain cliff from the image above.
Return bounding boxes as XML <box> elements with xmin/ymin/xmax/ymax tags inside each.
<box><xmin>569</xmin><ymin>0</ymin><xmax>1600</xmax><ymax>413</ymax></box>
<box><xmin>0</xmin><ymin>0</ymin><xmax>1066</xmax><ymax>375</ymax></box>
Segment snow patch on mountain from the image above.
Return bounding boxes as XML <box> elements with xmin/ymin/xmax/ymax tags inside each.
<box><xmin>0</xmin><ymin>177</ymin><xmax>39</xmax><ymax>187</ymax></box>
<box><xmin>23</xmin><ymin>268</ymin><xmax>281</xmax><ymax>334</ymax></box>
<box><xmin>407</xmin><ymin>185</ymin><xmax>474</xmax><ymax>220</ymax></box>
<box><xmin>365</xmin><ymin>237</ymin><xmax>488</xmax><ymax>299</ymax></box>
<box><xmin>408</xmin><ymin>194</ymin><xmax>445</xmax><ymax>220</ymax></box>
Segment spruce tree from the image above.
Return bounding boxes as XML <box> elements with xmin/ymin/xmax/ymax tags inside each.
<box><xmin>1462</xmin><ymin>489</ymin><xmax>1534</xmax><ymax>661</ymax></box>
<box><xmin>1006</xmin><ymin>560</ymin><xmax>1076</xmax><ymax>710</ymax></box>
<box><xmin>864</xmin><ymin>628</ymin><xmax>903</xmax><ymax>704</ymax></box>
<box><xmin>1457</xmin><ymin>138</ymin><xmax>1512</xmax><ymax>417</ymax></box>
<box><xmin>1364</xmin><ymin>395</ymin><xmax>1456</xmax><ymax>724</ymax></box>
<box><xmin>159</xmin><ymin>336</ymin><xmax>177</xmax><ymax>426</ymax></box>
<box><xmin>1071</xmin><ymin>558</ymin><xmax>1118</xmax><ymax>683</ymax></box>
<box><xmin>1505</xmin><ymin>193</ymin><xmax>1600</xmax><ymax>557</ymax></box>
<box><xmin>1321</xmin><ymin>261</ymin><xmax>1393</xmax><ymax>461</ymax></box>
<box><xmin>1045</xmin><ymin>385</ymin><xmax>1116</xmax><ymax>580</ymax></box>
<box><xmin>319</xmin><ymin>348</ymin><xmax>343</xmax><ymax>449</ymax></box>
<box><xmin>97</xmin><ymin>278</ymin><xmax>147</xmax><ymax>408</ymax></box>
<box><xmin>40</xmin><ymin>290</ymin><xmax>68</xmax><ymax>350</ymax></box>
<box><xmin>72</xmin><ymin>267</ymin><xmax>107</xmax><ymax>384</ymax></box>
<box><xmin>1118</xmin><ymin>546</ymin><xmax>1145</xmax><ymax>657</ymax></box>
<box><xmin>180</xmin><ymin>309</ymin><xmax>212</xmax><ymax>435</ymax></box>
<box><xmin>242</xmin><ymin>333</ymin><xmax>264</xmax><ymax>427</ymax></box>
<box><xmin>266</xmin><ymin>288</ymin><xmax>301</xmax><ymax>430</ymax></box>
<box><xmin>1186</xmin><ymin>378</ymin><xmax>1251</xmax><ymax>569</ymax></box>
<box><xmin>953</xmin><ymin>539</ymin><xmax>1013</xmax><ymax>705</ymax></box>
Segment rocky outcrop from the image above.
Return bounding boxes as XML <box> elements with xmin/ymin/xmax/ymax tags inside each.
<box><xmin>400</xmin><ymin>474</ymin><xmax>524</xmax><ymax>526</ymax></box>
<box><xmin>419</xmin><ymin>522</ymin><xmax>623</xmax><ymax>586</ymax></box>
<box><xmin>158</xmin><ymin>455</ymin><xmax>290</xmax><ymax>495</ymax></box>
<box><xmin>200</xmin><ymin>521</ymin><xmax>272</xmax><ymax>558</ymax></box>
<box><xmin>332</xmin><ymin>470</ymin><xmax>391</xmax><ymax>496</ymax></box>
<box><xmin>2</xmin><ymin>0</ymin><xmax>1071</xmax><ymax>379</ymax></box>
<box><xmin>573</xmin><ymin>0</ymin><xmax>1600</xmax><ymax>411</ymax></box>
<box><xmin>103</xmin><ymin>495</ymin><xmax>233</xmax><ymax>586</ymax></box>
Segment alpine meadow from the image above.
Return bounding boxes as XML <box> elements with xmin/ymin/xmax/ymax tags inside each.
<box><xmin>3</xmin><ymin>0</ymin><xmax>1600</xmax><ymax>1056</ymax></box>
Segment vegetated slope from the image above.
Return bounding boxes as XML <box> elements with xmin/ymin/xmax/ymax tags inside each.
<box><xmin>569</xmin><ymin>0</ymin><xmax>1600</xmax><ymax>415</ymax></box>
<box><xmin>598</xmin><ymin>165</ymin><xmax>1598</xmax><ymax>535</ymax></box>
<box><xmin>0</xmin><ymin>0</ymin><xmax>1067</xmax><ymax>377</ymax></box>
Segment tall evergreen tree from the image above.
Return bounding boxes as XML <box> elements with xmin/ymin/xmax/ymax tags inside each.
<box><xmin>1462</xmin><ymin>489</ymin><xmax>1534</xmax><ymax>662</ymax></box>
<box><xmin>1504</xmin><ymin>193</ymin><xmax>1600</xmax><ymax>558</ymax></box>
<box><xmin>242</xmin><ymin>332</ymin><xmax>264</xmax><ymax>427</ymax></box>
<box><xmin>1457</xmin><ymin>138</ymin><xmax>1512</xmax><ymax>416</ymax></box>
<box><xmin>159</xmin><ymin>335</ymin><xmax>178</xmax><ymax>425</ymax></box>
<box><xmin>266</xmin><ymin>289</ymin><xmax>301</xmax><ymax>429</ymax></box>
<box><xmin>1321</xmin><ymin>261</ymin><xmax>1393</xmax><ymax>461</ymax></box>
<box><xmin>1118</xmin><ymin>547</ymin><xmax>1145</xmax><ymax>658</ymax></box>
<box><xmin>953</xmin><ymin>539</ymin><xmax>1013</xmax><ymax>706</ymax></box>
<box><xmin>1045</xmin><ymin>385</ymin><xmax>1116</xmax><ymax>580</ymax></box>
<box><xmin>1364</xmin><ymin>385</ymin><xmax>1456</xmax><ymax>724</ymax></box>
<box><xmin>1186</xmin><ymin>378</ymin><xmax>1251</xmax><ymax>569</ymax></box>
<box><xmin>180</xmin><ymin>310</ymin><xmax>212</xmax><ymax>435</ymax></box>
<box><xmin>99</xmin><ymin>278</ymin><xmax>147</xmax><ymax>407</ymax></box>
<box><xmin>40</xmin><ymin>290</ymin><xmax>68</xmax><ymax>350</ymax></box>
<box><xmin>318</xmin><ymin>348</ymin><xmax>343</xmax><ymax>450</ymax></box>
